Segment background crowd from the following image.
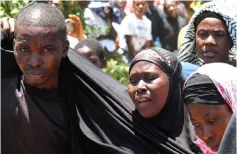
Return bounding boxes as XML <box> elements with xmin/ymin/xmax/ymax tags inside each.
<box><xmin>1</xmin><ymin>0</ymin><xmax>237</xmax><ymax>154</ymax></box>
<box><xmin>1</xmin><ymin>0</ymin><xmax>209</xmax><ymax>85</ymax></box>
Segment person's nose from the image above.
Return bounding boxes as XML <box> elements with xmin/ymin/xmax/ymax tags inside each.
<box><xmin>205</xmin><ymin>34</ymin><xmax>216</xmax><ymax>46</ymax></box>
<box><xmin>136</xmin><ymin>80</ymin><xmax>147</xmax><ymax>93</ymax></box>
<box><xmin>139</xmin><ymin>4</ymin><xmax>144</xmax><ymax>8</ymax></box>
<box><xmin>201</xmin><ymin>125</ymin><xmax>213</xmax><ymax>142</ymax></box>
<box><xmin>29</xmin><ymin>53</ymin><xmax>42</xmax><ymax>67</ymax></box>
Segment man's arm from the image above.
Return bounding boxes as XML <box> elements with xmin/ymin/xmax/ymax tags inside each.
<box><xmin>125</xmin><ymin>35</ymin><xmax>136</xmax><ymax>59</ymax></box>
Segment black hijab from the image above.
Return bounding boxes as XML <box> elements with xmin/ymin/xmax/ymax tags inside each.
<box><xmin>129</xmin><ymin>48</ymin><xmax>202</xmax><ymax>153</ymax></box>
<box><xmin>1</xmin><ymin>31</ymin><xmax>202</xmax><ymax>154</ymax></box>
<box><xmin>183</xmin><ymin>74</ymin><xmax>226</xmax><ymax>105</ymax></box>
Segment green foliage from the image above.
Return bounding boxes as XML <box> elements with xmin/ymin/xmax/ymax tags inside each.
<box><xmin>0</xmin><ymin>0</ymin><xmax>29</xmax><ymax>18</ymax></box>
<box><xmin>102</xmin><ymin>58</ymin><xmax>129</xmax><ymax>86</ymax></box>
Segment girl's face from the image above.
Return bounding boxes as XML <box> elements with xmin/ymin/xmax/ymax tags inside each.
<box><xmin>128</xmin><ymin>61</ymin><xmax>169</xmax><ymax>118</ymax></box>
<box><xmin>187</xmin><ymin>103</ymin><xmax>232</xmax><ymax>151</ymax></box>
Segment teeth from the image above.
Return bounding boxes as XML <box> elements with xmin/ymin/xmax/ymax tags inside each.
<box><xmin>137</xmin><ymin>98</ymin><xmax>150</xmax><ymax>102</ymax></box>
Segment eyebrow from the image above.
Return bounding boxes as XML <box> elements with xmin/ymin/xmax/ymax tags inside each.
<box><xmin>203</xmin><ymin>109</ymin><xmax>216</xmax><ymax>118</ymax></box>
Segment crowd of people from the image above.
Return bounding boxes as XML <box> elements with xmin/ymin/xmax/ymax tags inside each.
<box><xmin>1</xmin><ymin>0</ymin><xmax>237</xmax><ymax>154</ymax></box>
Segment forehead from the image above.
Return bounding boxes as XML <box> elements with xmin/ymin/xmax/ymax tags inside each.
<box><xmin>130</xmin><ymin>61</ymin><xmax>161</xmax><ymax>74</ymax></box>
<box><xmin>77</xmin><ymin>46</ymin><xmax>97</xmax><ymax>56</ymax></box>
<box><xmin>188</xmin><ymin>104</ymin><xmax>229</xmax><ymax>118</ymax></box>
<box><xmin>197</xmin><ymin>18</ymin><xmax>227</xmax><ymax>30</ymax></box>
<box><xmin>133</xmin><ymin>0</ymin><xmax>146</xmax><ymax>5</ymax></box>
<box><xmin>15</xmin><ymin>24</ymin><xmax>60</xmax><ymax>41</ymax></box>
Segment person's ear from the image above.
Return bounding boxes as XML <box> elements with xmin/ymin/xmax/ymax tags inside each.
<box><xmin>62</xmin><ymin>40</ymin><xmax>69</xmax><ymax>58</ymax></box>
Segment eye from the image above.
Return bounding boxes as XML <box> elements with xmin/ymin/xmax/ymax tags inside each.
<box><xmin>215</xmin><ymin>32</ymin><xmax>225</xmax><ymax>37</ymax></box>
<box><xmin>44</xmin><ymin>47</ymin><xmax>54</xmax><ymax>53</ymax></box>
<box><xmin>194</xmin><ymin>123</ymin><xmax>200</xmax><ymax>128</ymax></box>
<box><xmin>19</xmin><ymin>48</ymin><xmax>29</xmax><ymax>52</ymax></box>
<box><xmin>143</xmin><ymin>76</ymin><xmax>156</xmax><ymax>83</ymax></box>
<box><xmin>207</xmin><ymin>119</ymin><xmax>215</xmax><ymax>125</ymax></box>
<box><xmin>129</xmin><ymin>78</ymin><xmax>139</xmax><ymax>86</ymax></box>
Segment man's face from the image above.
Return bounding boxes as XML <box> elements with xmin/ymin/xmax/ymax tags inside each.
<box><xmin>133</xmin><ymin>0</ymin><xmax>147</xmax><ymax>19</ymax></box>
<box><xmin>78</xmin><ymin>1</ymin><xmax>90</xmax><ymax>9</ymax></box>
<box><xmin>115</xmin><ymin>0</ymin><xmax>127</xmax><ymax>9</ymax></box>
<box><xmin>196</xmin><ymin>17</ymin><xmax>232</xmax><ymax>64</ymax></box>
<box><xmin>164</xmin><ymin>1</ymin><xmax>177</xmax><ymax>18</ymax></box>
<box><xmin>14</xmin><ymin>25</ymin><xmax>69</xmax><ymax>89</ymax></box>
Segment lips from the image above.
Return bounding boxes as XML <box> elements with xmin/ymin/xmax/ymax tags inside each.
<box><xmin>202</xmin><ymin>49</ymin><xmax>217</xmax><ymax>58</ymax></box>
<box><xmin>25</xmin><ymin>71</ymin><xmax>43</xmax><ymax>77</ymax></box>
<box><xmin>135</xmin><ymin>96</ymin><xmax>152</xmax><ymax>106</ymax></box>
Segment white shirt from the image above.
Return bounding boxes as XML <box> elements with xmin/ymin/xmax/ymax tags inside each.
<box><xmin>119</xmin><ymin>13</ymin><xmax>152</xmax><ymax>52</ymax></box>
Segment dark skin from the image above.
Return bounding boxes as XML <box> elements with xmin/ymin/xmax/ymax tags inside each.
<box><xmin>76</xmin><ymin>46</ymin><xmax>104</xmax><ymax>68</ymax></box>
<box><xmin>128</xmin><ymin>61</ymin><xmax>169</xmax><ymax>118</ymax></box>
<box><xmin>188</xmin><ymin>103</ymin><xmax>232</xmax><ymax>152</ymax></box>
<box><xmin>163</xmin><ymin>1</ymin><xmax>177</xmax><ymax>18</ymax></box>
<box><xmin>196</xmin><ymin>17</ymin><xmax>233</xmax><ymax>64</ymax></box>
<box><xmin>126</xmin><ymin>0</ymin><xmax>151</xmax><ymax>60</ymax></box>
<box><xmin>14</xmin><ymin>24</ymin><xmax>69</xmax><ymax>89</ymax></box>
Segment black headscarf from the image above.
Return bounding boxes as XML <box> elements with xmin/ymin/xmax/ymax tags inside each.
<box><xmin>194</xmin><ymin>11</ymin><xmax>226</xmax><ymax>31</ymax></box>
<box><xmin>129</xmin><ymin>48</ymin><xmax>202</xmax><ymax>153</ymax></box>
<box><xmin>184</xmin><ymin>74</ymin><xmax>226</xmax><ymax>105</ymax></box>
<box><xmin>1</xmin><ymin>31</ymin><xmax>202</xmax><ymax>154</ymax></box>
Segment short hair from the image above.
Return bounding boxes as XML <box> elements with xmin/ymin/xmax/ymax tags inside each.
<box><xmin>15</xmin><ymin>2</ymin><xmax>67</xmax><ymax>40</ymax></box>
<box><xmin>74</xmin><ymin>39</ymin><xmax>105</xmax><ymax>61</ymax></box>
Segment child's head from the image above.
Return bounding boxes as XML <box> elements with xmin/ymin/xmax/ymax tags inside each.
<box><xmin>74</xmin><ymin>39</ymin><xmax>105</xmax><ymax>68</ymax></box>
<box><xmin>133</xmin><ymin>0</ymin><xmax>147</xmax><ymax>19</ymax></box>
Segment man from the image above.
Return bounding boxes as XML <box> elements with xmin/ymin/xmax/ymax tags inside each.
<box><xmin>145</xmin><ymin>1</ymin><xmax>171</xmax><ymax>48</ymax></box>
<box><xmin>119</xmin><ymin>0</ymin><xmax>152</xmax><ymax>63</ymax></box>
<box><xmin>162</xmin><ymin>0</ymin><xmax>188</xmax><ymax>52</ymax></box>
<box><xmin>1</xmin><ymin>2</ymin><xmax>202</xmax><ymax>154</ymax></box>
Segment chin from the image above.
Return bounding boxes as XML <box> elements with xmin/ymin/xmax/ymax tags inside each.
<box><xmin>24</xmin><ymin>77</ymin><xmax>47</xmax><ymax>88</ymax></box>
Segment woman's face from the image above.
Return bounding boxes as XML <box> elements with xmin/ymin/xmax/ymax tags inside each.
<box><xmin>128</xmin><ymin>61</ymin><xmax>169</xmax><ymax>118</ymax></box>
<box><xmin>187</xmin><ymin>103</ymin><xmax>232</xmax><ymax>151</ymax></box>
<box><xmin>196</xmin><ymin>17</ymin><xmax>232</xmax><ymax>64</ymax></box>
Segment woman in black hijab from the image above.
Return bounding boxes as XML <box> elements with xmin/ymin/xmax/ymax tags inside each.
<box><xmin>128</xmin><ymin>48</ymin><xmax>203</xmax><ymax>154</ymax></box>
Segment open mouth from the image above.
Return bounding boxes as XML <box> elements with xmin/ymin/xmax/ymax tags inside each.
<box><xmin>135</xmin><ymin>97</ymin><xmax>152</xmax><ymax>106</ymax></box>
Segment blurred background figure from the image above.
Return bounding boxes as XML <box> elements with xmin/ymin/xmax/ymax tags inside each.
<box><xmin>65</xmin><ymin>14</ymin><xmax>85</xmax><ymax>48</ymax></box>
<box><xmin>74</xmin><ymin>39</ymin><xmax>106</xmax><ymax>69</ymax></box>
<box><xmin>118</xmin><ymin>0</ymin><xmax>152</xmax><ymax>63</ymax></box>
<box><xmin>65</xmin><ymin>14</ymin><xmax>85</xmax><ymax>40</ymax></box>
<box><xmin>161</xmin><ymin>0</ymin><xmax>188</xmax><ymax>53</ymax></box>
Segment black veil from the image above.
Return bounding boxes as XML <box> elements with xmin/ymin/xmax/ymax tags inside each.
<box><xmin>1</xmin><ymin>32</ymin><xmax>202</xmax><ymax>153</ymax></box>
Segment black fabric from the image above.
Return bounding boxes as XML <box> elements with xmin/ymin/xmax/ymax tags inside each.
<box><xmin>129</xmin><ymin>48</ymin><xmax>202</xmax><ymax>152</ymax></box>
<box><xmin>1</xmin><ymin>77</ymin><xmax>68</xmax><ymax>154</ymax></box>
<box><xmin>184</xmin><ymin>74</ymin><xmax>226</xmax><ymax>105</ymax></box>
<box><xmin>1</xmin><ymin>34</ymin><xmax>203</xmax><ymax>153</ymax></box>
<box><xmin>218</xmin><ymin>113</ymin><xmax>236</xmax><ymax>154</ymax></box>
<box><xmin>194</xmin><ymin>11</ymin><xmax>226</xmax><ymax>31</ymax></box>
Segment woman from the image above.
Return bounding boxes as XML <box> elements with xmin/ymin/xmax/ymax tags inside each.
<box><xmin>183</xmin><ymin>63</ymin><xmax>237</xmax><ymax>153</ymax></box>
<box><xmin>178</xmin><ymin>1</ymin><xmax>237</xmax><ymax>66</ymax></box>
<box><xmin>128</xmin><ymin>48</ymin><xmax>203</xmax><ymax>153</ymax></box>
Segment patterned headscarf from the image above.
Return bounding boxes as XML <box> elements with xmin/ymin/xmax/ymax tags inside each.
<box><xmin>178</xmin><ymin>1</ymin><xmax>237</xmax><ymax>66</ymax></box>
<box><xmin>184</xmin><ymin>63</ymin><xmax>237</xmax><ymax>154</ymax></box>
